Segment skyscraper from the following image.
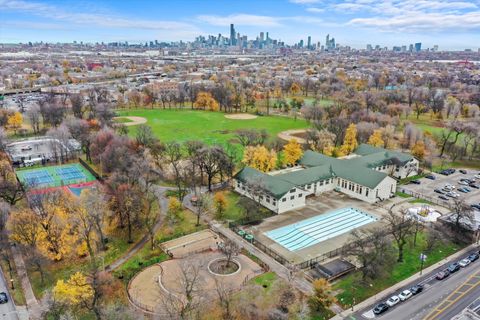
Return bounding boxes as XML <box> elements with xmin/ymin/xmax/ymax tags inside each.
<box><xmin>307</xmin><ymin>36</ymin><xmax>311</xmax><ymax>50</ymax></box>
<box><xmin>260</xmin><ymin>32</ymin><xmax>265</xmax><ymax>42</ymax></box>
<box><xmin>415</xmin><ymin>42</ymin><xmax>422</xmax><ymax>52</ymax></box>
<box><xmin>230</xmin><ymin>24</ymin><xmax>236</xmax><ymax>46</ymax></box>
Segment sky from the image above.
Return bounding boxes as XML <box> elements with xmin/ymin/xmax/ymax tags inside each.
<box><xmin>1</xmin><ymin>0</ymin><xmax>480</xmax><ymax>50</ymax></box>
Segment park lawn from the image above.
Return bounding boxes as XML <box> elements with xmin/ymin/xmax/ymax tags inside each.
<box><xmin>113</xmin><ymin>117</ymin><xmax>134</xmax><ymax>123</ymax></box>
<box><xmin>117</xmin><ymin>109</ymin><xmax>308</xmax><ymax>146</ymax></box>
<box><xmin>334</xmin><ymin>231</ymin><xmax>461</xmax><ymax>307</ymax></box>
<box><xmin>395</xmin><ymin>191</ymin><xmax>411</xmax><ymax>198</ymax></box>
<box><xmin>251</xmin><ymin>272</ymin><xmax>277</xmax><ymax>292</ymax></box>
<box><xmin>28</xmin><ymin>231</ymin><xmax>141</xmax><ymax>299</ymax></box>
<box><xmin>409</xmin><ymin>198</ymin><xmax>433</xmax><ymax>205</ymax></box>
<box><xmin>432</xmin><ymin>159</ymin><xmax>480</xmax><ymax>171</ymax></box>
<box><xmin>399</xmin><ymin>173</ymin><xmax>427</xmax><ymax>185</ymax></box>
<box><xmin>220</xmin><ymin>191</ymin><xmax>244</xmax><ymax>222</ymax></box>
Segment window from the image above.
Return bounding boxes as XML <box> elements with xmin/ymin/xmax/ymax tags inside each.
<box><xmin>290</xmin><ymin>189</ymin><xmax>295</xmax><ymax>193</ymax></box>
<box><xmin>366</xmin><ymin>189</ymin><xmax>369</xmax><ymax>197</ymax></box>
<box><xmin>266</xmin><ymin>198</ymin><xmax>270</xmax><ymax>203</ymax></box>
<box><xmin>320</xmin><ymin>181</ymin><xmax>324</xmax><ymax>186</ymax></box>
<box><xmin>298</xmin><ymin>194</ymin><xmax>303</xmax><ymax>198</ymax></box>
<box><xmin>306</xmin><ymin>184</ymin><xmax>311</xmax><ymax>189</ymax></box>
<box><xmin>282</xmin><ymin>198</ymin><xmax>286</xmax><ymax>202</ymax></box>
<box><xmin>290</xmin><ymin>196</ymin><xmax>295</xmax><ymax>200</ymax></box>
<box><xmin>273</xmin><ymin>201</ymin><xmax>276</xmax><ymax>206</ymax></box>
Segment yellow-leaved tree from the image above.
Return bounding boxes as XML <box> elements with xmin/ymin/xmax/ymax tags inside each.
<box><xmin>167</xmin><ymin>196</ymin><xmax>183</xmax><ymax>223</ymax></box>
<box><xmin>308</xmin><ymin>278</ymin><xmax>337</xmax><ymax>313</ymax></box>
<box><xmin>290</xmin><ymin>82</ymin><xmax>301</xmax><ymax>96</ymax></box>
<box><xmin>194</xmin><ymin>92</ymin><xmax>219</xmax><ymax>111</ymax></box>
<box><xmin>7</xmin><ymin>112</ymin><xmax>22</xmax><ymax>134</ymax></box>
<box><xmin>242</xmin><ymin>146</ymin><xmax>277</xmax><ymax>172</ymax></box>
<box><xmin>53</xmin><ymin>272</ymin><xmax>94</xmax><ymax>306</ymax></box>
<box><xmin>7</xmin><ymin>208</ymin><xmax>41</xmax><ymax>247</ymax></box>
<box><xmin>283</xmin><ymin>139</ymin><xmax>303</xmax><ymax>166</ymax></box>
<box><xmin>411</xmin><ymin>140</ymin><xmax>426</xmax><ymax>160</ymax></box>
<box><xmin>340</xmin><ymin>123</ymin><xmax>358</xmax><ymax>155</ymax></box>
<box><xmin>367</xmin><ymin>129</ymin><xmax>384</xmax><ymax>147</ymax></box>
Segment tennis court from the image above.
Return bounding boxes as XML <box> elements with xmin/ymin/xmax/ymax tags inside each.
<box><xmin>16</xmin><ymin>163</ymin><xmax>96</xmax><ymax>189</ymax></box>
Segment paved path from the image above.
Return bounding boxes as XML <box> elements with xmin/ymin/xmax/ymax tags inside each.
<box><xmin>113</xmin><ymin>116</ymin><xmax>147</xmax><ymax>126</ymax></box>
<box><xmin>107</xmin><ymin>184</ymin><xmax>173</xmax><ymax>271</ymax></box>
<box><xmin>0</xmin><ymin>265</ymin><xmax>18</xmax><ymax>320</ymax></box>
<box><xmin>10</xmin><ymin>245</ymin><xmax>42</xmax><ymax>319</ymax></box>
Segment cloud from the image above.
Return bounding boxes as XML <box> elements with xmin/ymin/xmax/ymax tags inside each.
<box><xmin>306</xmin><ymin>7</ymin><xmax>325</xmax><ymax>13</ymax></box>
<box><xmin>349</xmin><ymin>11</ymin><xmax>480</xmax><ymax>32</ymax></box>
<box><xmin>197</xmin><ymin>14</ymin><xmax>282</xmax><ymax>27</ymax></box>
<box><xmin>289</xmin><ymin>0</ymin><xmax>321</xmax><ymax>4</ymax></box>
<box><xmin>0</xmin><ymin>0</ymin><xmax>200</xmax><ymax>31</ymax></box>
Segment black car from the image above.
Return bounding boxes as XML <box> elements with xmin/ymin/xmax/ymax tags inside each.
<box><xmin>0</xmin><ymin>292</ymin><xmax>7</xmax><ymax>304</ymax></box>
<box><xmin>460</xmin><ymin>169</ymin><xmax>467</xmax><ymax>174</ymax></box>
<box><xmin>373</xmin><ymin>302</ymin><xmax>389</xmax><ymax>315</ymax></box>
<box><xmin>434</xmin><ymin>189</ymin><xmax>444</xmax><ymax>194</ymax></box>
<box><xmin>471</xmin><ymin>204</ymin><xmax>480</xmax><ymax>211</ymax></box>
<box><xmin>425</xmin><ymin>174</ymin><xmax>436</xmax><ymax>180</ymax></box>
<box><xmin>448</xmin><ymin>262</ymin><xmax>460</xmax><ymax>273</ymax></box>
<box><xmin>410</xmin><ymin>284</ymin><xmax>424</xmax><ymax>295</ymax></box>
<box><xmin>468</xmin><ymin>252</ymin><xmax>479</xmax><ymax>262</ymax></box>
<box><xmin>440</xmin><ymin>168</ymin><xmax>456</xmax><ymax>176</ymax></box>
<box><xmin>469</xmin><ymin>184</ymin><xmax>480</xmax><ymax>189</ymax></box>
<box><xmin>410</xmin><ymin>180</ymin><xmax>421</xmax><ymax>185</ymax></box>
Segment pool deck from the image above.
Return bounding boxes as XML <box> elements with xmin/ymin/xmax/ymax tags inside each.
<box><xmin>246</xmin><ymin>191</ymin><xmax>391</xmax><ymax>264</ymax></box>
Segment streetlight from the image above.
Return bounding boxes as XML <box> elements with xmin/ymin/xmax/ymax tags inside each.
<box><xmin>10</xmin><ymin>279</ymin><xmax>14</xmax><ymax>290</ymax></box>
<box><xmin>420</xmin><ymin>253</ymin><xmax>427</xmax><ymax>275</ymax></box>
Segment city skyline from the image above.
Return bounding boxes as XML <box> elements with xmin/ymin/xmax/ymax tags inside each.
<box><xmin>1</xmin><ymin>0</ymin><xmax>480</xmax><ymax>50</ymax></box>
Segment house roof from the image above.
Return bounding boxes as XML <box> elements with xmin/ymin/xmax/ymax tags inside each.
<box><xmin>234</xmin><ymin>167</ymin><xmax>295</xmax><ymax>199</ymax></box>
<box><xmin>277</xmin><ymin>165</ymin><xmax>334</xmax><ymax>186</ymax></box>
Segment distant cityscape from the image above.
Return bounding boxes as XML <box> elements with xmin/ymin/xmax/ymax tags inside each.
<box><xmin>1</xmin><ymin>23</ymin><xmax>457</xmax><ymax>53</ymax></box>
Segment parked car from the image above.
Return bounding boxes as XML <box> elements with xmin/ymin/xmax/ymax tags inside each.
<box><xmin>440</xmin><ymin>169</ymin><xmax>456</xmax><ymax>175</ymax></box>
<box><xmin>398</xmin><ymin>289</ymin><xmax>413</xmax><ymax>301</ymax></box>
<box><xmin>467</xmin><ymin>252</ymin><xmax>479</xmax><ymax>262</ymax></box>
<box><xmin>410</xmin><ymin>180</ymin><xmax>421</xmax><ymax>185</ymax></box>
<box><xmin>20</xmin><ymin>145</ymin><xmax>32</xmax><ymax>151</ymax></box>
<box><xmin>410</xmin><ymin>284</ymin><xmax>424</xmax><ymax>295</ymax></box>
<box><xmin>446</xmin><ymin>192</ymin><xmax>459</xmax><ymax>198</ymax></box>
<box><xmin>458</xmin><ymin>180</ymin><xmax>469</xmax><ymax>185</ymax></box>
<box><xmin>386</xmin><ymin>295</ymin><xmax>400</xmax><ymax>307</ymax></box>
<box><xmin>434</xmin><ymin>189</ymin><xmax>444</xmax><ymax>194</ymax></box>
<box><xmin>471</xmin><ymin>204</ymin><xmax>480</xmax><ymax>210</ymax></box>
<box><xmin>469</xmin><ymin>184</ymin><xmax>479</xmax><ymax>189</ymax></box>
<box><xmin>425</xmin><ymin>174</ymin><xmax>436</xmax><ymax>180</ymax></box>
<box><xmin>373</xmin><ymin>302</ymin><xmax>389</xmax><ymax>315</ymax></box>
<box><xmin>458</xmin><ymin>187</ymin><xmax>470</xmax><ymax>193</ymax></box>
<box><xmin>439</xmin><ymin>195</ymin><xmax>450</xmax><ymax>201</ymax></box>
<box><xmin>0</xmin><ymin>292</ymin><xmax>7</xmax><ymax>304</ymax></box>
<box><xmin>448</xmin><ymin>262</ymin><xmax>460</xmax><ymax>273</ymax></box>
<box><xmin>444</xmin><ymin>184</ymin><xmax>456</xmax><ymax>190</ymax></box>
<box><xmin>459</xmin><ymin>258</ymin><xmax>471</xmax><ymax>267</ymax></box>
<box><xmin>460</xmin><ymin>169</ymin><xmax>467</xmax><ymax>174</ymax></box>
<box><xmin>474</xmin><ymin>174</ymin><xmax>480</xmax><ymax>179</ymax></box>
<box><xmin>436</xmin><ymin>269</ymin><xmax>450</xmax><ymax>280</ymax></box>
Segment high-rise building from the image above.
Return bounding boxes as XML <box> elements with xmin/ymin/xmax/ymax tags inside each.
<box><xmin>415</xmin><ymin>42</ymin><xmax>422</xmax><ymax>52</ymax></box>
<box><xmin>230</xmin><ymin>24</ymin><xmax>236</xmax><ymax>46</ymax></box>
<box><xmin>366</xmin><ymin>44</ymin><xmax>372</xmax><ymax>51</ymax></box>
<box><xmin>307</xmin><ymin>36</ymin><xmax>311</xmax><ymax>50</ymax></box>
<box><xmin>260</xmin><ymin>32</ymin><xmax>265</xmax><ymax>42</ymax></box>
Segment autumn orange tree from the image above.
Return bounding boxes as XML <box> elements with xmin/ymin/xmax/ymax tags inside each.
<box><xmin>367</xmin><ymin>129</ymin><xmax>384</xmax><ymax>147</ymax></box>
<box><xmin>308</xmin><ymin>278</ymin><xmax>337</xmax><ymax>313</ymax></box>
<box><xmin>7</xmin><ymin>112</ymin><xmax>22</xmax><ymax>134</ymax></box>
<box><xmin>340</xmin><ymin>123</ymin><xmax>358</xmax><ymax>155</ymax></box>
<box><xmin>290</xmin><ymin>82</ymin><xmax>302</xmax><ymax>96</ymax></box>
<box><xmin>283</xmin><ymin>139</ymin><xmax>303</xmax><ymax>166</ymax></box>
<box><xmin>194</xmin><ymin>91</ymin><xmax>220</xmax><ymax>111</ymax></box>
<box><xmin>242</xmin><ymin>145</ymin><xmax>277</xmax><ymax>172</ymax></box>
<box><xmin>213</xmin><ymin>192</ymin><xmax>228</xmax><ymax>219</ymax></box>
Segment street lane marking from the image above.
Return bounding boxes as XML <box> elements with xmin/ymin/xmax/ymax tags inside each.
<box><xmin>423</xmin><ymin>269</ymin><xmax>480</xmax><ymax>320</ymax></box>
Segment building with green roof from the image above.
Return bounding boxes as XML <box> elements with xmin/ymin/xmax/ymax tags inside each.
<box><xmin>234</xmin><ymin>144</ymin><xmax>418</xmax><ymax>214</ymax></box>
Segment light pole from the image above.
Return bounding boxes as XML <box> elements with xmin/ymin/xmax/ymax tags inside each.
<box><xmin>420</xmin><ymin>253</ymin><xmax>427</xmax><ymax>275</ymax></box>
<box><xmin>10</xmin><ymin>278</ymin><xmax>14</xmax><ymax>290</ymax></box>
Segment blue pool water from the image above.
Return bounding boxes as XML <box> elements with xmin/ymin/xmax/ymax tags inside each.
<box><xmin>265</xmin><ymin>207</ymin><xmax>377</xmax><ymax>252</ymax></box>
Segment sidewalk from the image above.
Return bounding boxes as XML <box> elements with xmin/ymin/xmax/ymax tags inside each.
<box><xmin>331</xmin><ymin>243</ymin><xmax>479</xmax><ymax>320</ymax></box>
<box><xmin>10</xmin><ymin>244</ymin><xmax>43</xmax><ymax>319</ymax></box>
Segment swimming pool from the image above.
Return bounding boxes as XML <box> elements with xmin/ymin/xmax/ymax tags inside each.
<box><xmin>265</xmin><ymin>207</ymin><xmax>377</xmax><ymax>252</ymax></box>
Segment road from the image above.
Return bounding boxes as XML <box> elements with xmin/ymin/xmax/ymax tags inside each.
<box><xmin>0</xmin><ymin>268</ymin><xmax>18</xmax><ymax>320</ymax></box>
<box><xmin>349</xmin><ymin>250</ymin><xmax>480</xmax><ymax>320</ymax></box>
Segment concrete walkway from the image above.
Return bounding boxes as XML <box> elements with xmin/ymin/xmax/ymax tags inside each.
<box><xmin>10</xmin><ymin>245</ymin><xmax>42</xmax><ymax>319</ymax></box>
<box><xmin>331</xmin><ymin>243</ymin><xmax>479</xmax><ymax>320</ymax></box>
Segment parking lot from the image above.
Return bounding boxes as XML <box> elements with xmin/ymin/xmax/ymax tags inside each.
<box><xmin>400</xmin><ymin>169</ymin><xmax>480</xmax><ymax>207</ymax></box>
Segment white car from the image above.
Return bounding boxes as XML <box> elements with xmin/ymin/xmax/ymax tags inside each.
<box><xmin>474</xmin><ymin>174</ymin><xmax>480</xmax><ymax>179</ymax></box>
<box><xmin>458</xmin><ymin>181</ymin><xmax>469</xmax><ymax>185</ymax></box>
<box><xmin>386</xmin><ymin>295</ymin><xmax>400</xmax><ymax>307</ymax></box>
<box><xmin>459</xmin><ymin>258</ymin><xmax>471</xmax><ymax>267</ymax></box>
<box><xmin>446</xmin><ymin>192</ymin><xmax>459</xmax><ymax>198</ymax></box>
<box><xmin>20</xmin><ymin>145</ymin><xmax>32</xmax><ymax>151</ymax></box>
<box><xmin>398</xmin><ymin>290</ymin><xmax>413</xmax><ymax>301</ymax></box>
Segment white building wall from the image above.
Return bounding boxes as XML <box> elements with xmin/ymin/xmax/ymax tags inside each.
<box><xmin>395</xmin><ymin>159</ymin><xmax>419</xmax><ymax>179</ymax></box>
<box><xmin>335</xmin><ymin>176</ymin><xmax>396</xmax><ymax>203</ymax></box>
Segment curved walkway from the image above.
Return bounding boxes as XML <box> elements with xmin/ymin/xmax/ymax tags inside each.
<box><xmin>277</xmin><ymin>129</ymin><xmax>307</xmax><ymax>143</ymax></box>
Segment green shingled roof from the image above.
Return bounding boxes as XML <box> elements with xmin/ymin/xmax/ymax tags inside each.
<box><xmin>277</xmin><ymin>165</ymin><xmax>334</xmax><ymax>186</ymax></box>
<box><xmin>354</xmin><ymin>144</ymin><xmax>413</xmax><ymax>166</ymax></box>
<box><xmin>234</xmin><ymin>167</ymin><xmax>295</xmax><ymax>199</ymax></box>
<box><xmin>331</xmin><ymin>162</ymin><xmax>389</xmax><ymax>189</ymax></box>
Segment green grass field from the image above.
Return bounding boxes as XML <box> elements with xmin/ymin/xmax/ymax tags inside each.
<box><xmin>117</xmin><ymin>109</ymin><xmax>308</xmax><ymax>145</ymax></box>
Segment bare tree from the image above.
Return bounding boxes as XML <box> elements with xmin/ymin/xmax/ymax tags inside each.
<box><xmin>26</xmin><ymin>103</ymin><xmax>42</xmax><ymax>134</ymax></box>
<box><xmin>385</xmin><ymin>208</ymin><xmax>415</xmax><ymax>262</ymax></box>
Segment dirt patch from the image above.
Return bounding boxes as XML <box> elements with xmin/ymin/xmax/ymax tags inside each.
<box><xmin>208</xmin><ymin>259</ymin><xmax>240</xmax><ymax>275</ymax></box>
<box><xmin>278</xmin><ymin>129</ymin><xmax>308</xmax><ymax>143</ymax></box>
<box><xmin>224</xmin><ymin>114</ymin><xmax>258</xmax><ymax>120</ymax></box>
<box><xmin>113</xmin><ymin>116</ymin><xmax>147</xmax><ymax>126</ymax></box>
